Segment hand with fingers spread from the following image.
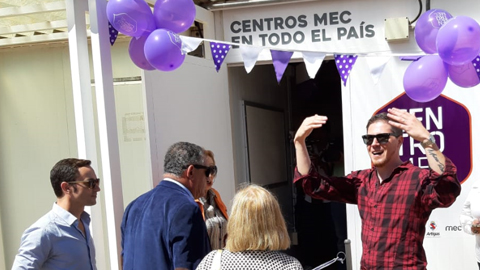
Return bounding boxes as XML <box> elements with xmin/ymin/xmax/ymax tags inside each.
<box><xmin>387</xmin><ymin>107</ymin><xmax>446</xmax><ymax>174</ymax></box>
<box><xmin>294</xmin><ymin>115</ymin><xmax>328</xmax><ymax>175</ymax></box>
<box><xmin>294</xmin><ymin>114</ymin><xmax>328</xmax><ymax>143</ymax></box>
<box><xmin>387</xmin><ymin>107</ymin><xmax>430</xmax><ymax>142</ymax></box>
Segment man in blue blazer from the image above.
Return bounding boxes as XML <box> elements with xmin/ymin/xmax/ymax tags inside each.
<box><xmin>121</xmin><ymin>142</ymin><xmax>212</xmax><ymax>270</ymax></box>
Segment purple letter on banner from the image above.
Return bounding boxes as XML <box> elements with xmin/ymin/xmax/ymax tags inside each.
<box><xmin>376</xmin><ymin>93</ymin><xmax>472</xmax><ymax>183</ymax></box>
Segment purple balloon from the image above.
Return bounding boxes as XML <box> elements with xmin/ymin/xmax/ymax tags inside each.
<box><xmin>415</xmin><ymin>9</ymin><xmax>453</xmax><ymax>54</ymax></box>
<box><xmin>448</xmin><ymin>59</ymin><xmax>480</xmax><ymax>88</ymax></box>
<box><xmin>129</xmin><ymin>35</ymin><xmax>155</xmax><ymax>70</ymax></box>
<box><xmin>107</xmin><ymin>0</ymin><xmax>156</xmax><ymax>38</ymax></box>
<box><xmin>154</xmin><ymin>0</ymin><xmax>196</xmax><ymax>33</ymax></box>
<box><xmin>144</xmin><ymin>29</ymin><xmax>185</xmax><ymax>72</ymax></box>
<box><xmin>437</xmin><ymin>16</ymin><xmax>480</xmax><ymax>66</ymax></box>
<box><xmin>403</xmin><ymin>55</ymin><xmax>448</xmax><ymax>102</ymax></box>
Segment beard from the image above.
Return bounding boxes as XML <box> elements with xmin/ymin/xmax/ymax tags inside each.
<box><xmin>372</xmin><ymin>158</ymin><xmax>387</xmax><ymax>168</ymax></box>
<box><xmin>370</xmin><ymin>152</ymin><xmax>390</xmax><ymax>168</ymax></box>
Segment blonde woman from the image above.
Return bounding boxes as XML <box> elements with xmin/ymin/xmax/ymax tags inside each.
<box><xmin>196</xmin><ymin>150</ymin><xmax>229</xmax><ymax>250</ymax></box>
<box><xmin>196</xmin><ymin>185</ymin><xmax>303</xmax><ymax>270</ymax></box>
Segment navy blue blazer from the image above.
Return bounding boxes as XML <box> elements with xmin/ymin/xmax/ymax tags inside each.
<box><xmin>121</xmin><ymin>180</ymin><xmax>211</xmax><ymax>270</ymax></box>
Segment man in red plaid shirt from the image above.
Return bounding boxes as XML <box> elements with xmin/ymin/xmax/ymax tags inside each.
<box><xmin>294</xmin><ymin>108</ymin><xmax>461</xmax><ymax>270</ymax></box>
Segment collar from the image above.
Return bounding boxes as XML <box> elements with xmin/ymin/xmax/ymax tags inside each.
<box><xmin>372</xmin><ymin>160</ymin><xmax>412</xmax><ymax>171</ymax></box>
<box><xmin>52</xmin><ymin>203</ymin><xmax>90</xmax><ymax>226</ymax></box>
<box><xmin>162</xmin><ymin>178</ymin><xmax>194</xmax><ymax>199</ymax></box>
<box><xmin>398</xmin><ymin>160</ymin><xmax>413</xmax><ymax>168</ymax></box>
<box><xmin>372</xmin><ymin>160</ymin><xmax>412</xmax><ymax>183</ymax></box>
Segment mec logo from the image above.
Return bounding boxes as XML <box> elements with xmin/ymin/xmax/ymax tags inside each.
<box><xmin>445</xmin><ymin>225</ymin><xmax>462</xmax><ymax>232</ymax></box>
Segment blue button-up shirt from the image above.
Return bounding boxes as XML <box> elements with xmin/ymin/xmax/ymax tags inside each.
<box><xmin>12</xmin><ymin>203</ymin><xmax>96</xmax><ymax>270</ymax></box>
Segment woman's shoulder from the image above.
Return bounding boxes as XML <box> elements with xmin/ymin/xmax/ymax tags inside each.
<box><xmin>195</xmin><ymin>249</ymin><xmax>218</xmax><ymax>269</ymax></box>
<box><xmin>222</xmin><ymin>250</ymin><xmax>303</xmax><ymax>269</ymax></box>
<box><xmin>265</xmin><ymin>250</ymin><xmax>303</xmax><ymax>263</ymax></box>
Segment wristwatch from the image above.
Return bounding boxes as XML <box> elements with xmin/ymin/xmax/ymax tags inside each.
<box><xmin>421</xmin><ymin>134</ymin><xmax>436</xmax><ymax>148</ymax></box>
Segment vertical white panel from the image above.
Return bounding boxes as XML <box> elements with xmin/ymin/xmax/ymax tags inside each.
<box><xmin>65</xmin><ymin>0</ymin><xmax>106</xmax><ymax>269</ymax></box>
<box><xmin>115</xmin><ymin>82</ymin><xmax>151</xmax><ymax>204</ymax></box>
<box><xmin>88</xmin><ymin>0</ymin><xmax>124</xmax><ymax>269</ymax></box>
<box><xmin>142</xmin><ymin>69</ymin><xmax>161</xmax><ymax>188</ymax></box>
<box><xmin>66</xmin><ymin>0</ymin><xmax>97</xmax><ymax>161</ymax></box>
<box><xmin>340</xmin><ymin>75</ymin><xmax>362</xmax><ymax>269</ymax></box>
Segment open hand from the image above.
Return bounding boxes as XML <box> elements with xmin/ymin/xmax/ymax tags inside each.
<box><xmin>294</xmin><ymin>115</ymin><xmax>328</xmax><ymax>143</ymax></box>
<box><xmin>387</xmin><ymin>108</ymin><xmax>430</xmax><ymax>142</ymax></box>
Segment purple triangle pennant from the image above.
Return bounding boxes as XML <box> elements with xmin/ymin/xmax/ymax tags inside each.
<box><xmin>270</xmin><ymin>50</ymin><xmax>294</xmax><ymax>84</ymax></box>
<box><xmin>210</xmin><ymin>42</ymin><xmax>232</xmax><ymax>72</ymax></box>
<box><xmin>334</xmin><ymin>54</ymin><xmax>358</xmax><ymax>86</ymax></box>
<box><xmin>109</xmin><ymin>21</ymin><xmax>118</xmax><ymax>46</ymax></box>
<box><xmin>472</xmin><ymin>55</ymin><xmax>480</xmax><ymax>79</ymax></box>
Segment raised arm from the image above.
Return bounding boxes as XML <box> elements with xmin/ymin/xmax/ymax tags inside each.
<box><xmin>387</xmin><ymin>107</ymin><xmax>445</xmax><ymax>174</ymax></box>
<box><xmin>293</xmin><ymin>115</ymin><xmax>328</xmax><ymax>175</ymax></box>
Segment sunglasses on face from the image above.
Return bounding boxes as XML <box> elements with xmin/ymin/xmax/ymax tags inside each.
<box><xmin>361</xmin><ymin>133</ymin><xmax>396</xmax><ymax>145</ymax></box>
<box><xmin>69</xmin><ymin>178</ymin><xmax>100</xmax><ymax>189</ymax></box>
<box><xmin>192</xmin><ymin>164</ymin><xmax>218</xmax><ymax>178</ymax></box>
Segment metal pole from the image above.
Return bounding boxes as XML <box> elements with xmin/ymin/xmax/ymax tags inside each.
<box><xmin>344</xmin><ymin>239</ymin><xmax>353</xmax><ymax>270</ymax></box>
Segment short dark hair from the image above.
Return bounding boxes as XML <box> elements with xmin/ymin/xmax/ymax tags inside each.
<box><xmin>50</xmin><ymin>158</ymin><xmax>92</xmax><ymax>197</ymax></box>
<box><xmin>366</xmin><ymin>112</ymin><xmax>402</xmax><ymax>137</ymax></box>
<box><xmin>163</xmin><ymin>142</ymin><xmax>205</xmax><ymax>177</ymax></box>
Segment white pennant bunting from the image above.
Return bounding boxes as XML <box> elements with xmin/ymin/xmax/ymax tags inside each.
<box><xmin>365</xmin><ymin>56</ymin><xmax>391</xmax><ymax>85</ymax></box>
<box><xmin>240</xmin><ymin>46</ymin><xmax>264</xmax><ymax>73</ymax></box>
<box><xmin>301</xmin><ymin>52</ymin><xmax>326</xmax><ymax>79</ymax></box>
<box><xmin>179</xmin><ymin>36</ymin><xmax>203</xmax><ymax>55</ymax></box>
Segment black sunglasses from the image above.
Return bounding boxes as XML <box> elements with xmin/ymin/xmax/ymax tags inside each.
<box><xmin>70</xmin><ymin>178</ymin><xmax>100</xmax><ymax>189</ymax></box>
<box><xmin>192</xmin><ymin>164</ymin><xmax>218</xmax><ymax>177</ymax></box>
<box><xmin>362</xmin><ymin>133</ymin><xmax>397</xmax><ymax>145</ymax></box>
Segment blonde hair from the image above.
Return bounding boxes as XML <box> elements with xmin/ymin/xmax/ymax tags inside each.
<box><xmin>204</xmin><ymin>150</ymin><xmax>216</xmax><ymax>165</ymax></box>
<box><xmin>226</xmin><ymin>184</ymin><xmax>290</xmax><ymax>252</ymax></box>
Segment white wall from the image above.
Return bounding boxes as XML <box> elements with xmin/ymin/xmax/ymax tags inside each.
<box><xmin>142</xmin><ymin>55</ymin><xmax>236</xmax><ymax>209</ymax></box>
<box><xmin>0</xmin><ymin>39</ymin><xmax>153</xmax><ymax>269</ymax></box>
<box><xmin>105</xmin><ymin>41</ymin><xmax>152</xmax><ymax>207</ymax></box>
<box><xmin>0</xmin><ymin>45</ymin><xmax>77</xmax><ymax>268</ymax></box>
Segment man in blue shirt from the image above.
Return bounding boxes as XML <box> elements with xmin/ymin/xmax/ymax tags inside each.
<box><xmin>12</xmin><ymin>158</ymin><xmax>101</xmax><ymax>270</ymax></box>
<box><xmin>121</xmin><ymin>141</ymin><xmax>212</xmax><ymax>270</ymax></box>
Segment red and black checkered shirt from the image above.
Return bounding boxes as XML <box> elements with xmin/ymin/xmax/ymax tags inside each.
<box><xmin>294</xmin><ymin>158</ymin><xmax>461</xmax><ymax>270</ymax></box>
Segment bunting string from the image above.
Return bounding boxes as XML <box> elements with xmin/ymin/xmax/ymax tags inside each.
<box><xmin>176</xmin><ymin>35</ymin><xmax>428</xmax><ymax>83</ymax></box>
<box><xmin>114</xmin><ymin>28</ymin><xmax>429</xmax><ymax>83</ymax></box>
<box><xmin>179</xmin><ymin>35</ymin><xmax>426</xmax><ymax>57</ymax></box>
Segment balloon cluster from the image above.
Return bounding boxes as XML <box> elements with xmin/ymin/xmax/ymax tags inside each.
<box><xmin>106</xmin><ymin>0</ymin><xmax>196</xmax><ymax>72</ymax></box>
<box><xmin>404</xmin><ymin>9</ymin><xmax>480</xmax><ymax>102</ymax></box>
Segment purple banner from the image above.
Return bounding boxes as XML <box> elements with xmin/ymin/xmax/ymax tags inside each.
<box><xmin>377</xmin><ymin>93</ymin><xmax>472</xmax><ymax>183</ymax></box>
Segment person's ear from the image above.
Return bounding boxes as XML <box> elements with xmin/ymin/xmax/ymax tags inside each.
<box><xmin>397</xmin><ymin>136</ymin><xmax>404</xmax><ymax>148</ymax></box>
<box><xmin>186</xmin><ymin>165</ymin><xmax>195</xmax><ymax>178</ymax></box>
<box><xmin>60</xmin><ymin>182</ymin><xmax>70</xmax><ymax>195</ymax></box>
